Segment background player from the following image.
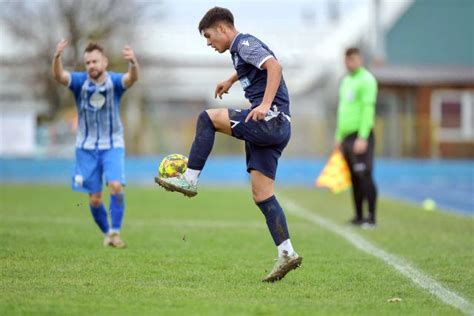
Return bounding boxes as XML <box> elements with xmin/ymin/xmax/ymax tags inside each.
<box><xmin>52</xmin><ymin>39</ymin><xmax>139</xmax><ymax>247</ymax></box>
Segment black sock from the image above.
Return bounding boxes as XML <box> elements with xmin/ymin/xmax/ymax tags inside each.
<box><xmin>256</xmin><ymin>195</ymin><xmax>290</xmax><ymax>246</ymax></box>
<box><xmin>187</xmin><ymin>111</ymin><xmax>216</xmax><ymax>170</ymax></box>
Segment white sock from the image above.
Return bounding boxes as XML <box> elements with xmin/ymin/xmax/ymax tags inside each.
<box><xmin>277</xmin><ymin>239</ymin><xmax>295</xmax><ymax>257</ymax></box>
<box><xmin>183</xmin><ymin>168</ymin><xmax>201</xmax><ymax>185</ymax></box>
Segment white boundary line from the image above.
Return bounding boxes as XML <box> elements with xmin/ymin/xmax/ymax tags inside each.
<box><xmin>281</xmin><ymin>198</ymin><xmax>474</xmax><ymax>316</ymax></box>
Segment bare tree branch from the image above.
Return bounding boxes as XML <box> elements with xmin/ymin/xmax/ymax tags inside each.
<box><xmin>1</xmin><ymin>0</ymin><xmax>161</xmax><ymax>117</ymax></box>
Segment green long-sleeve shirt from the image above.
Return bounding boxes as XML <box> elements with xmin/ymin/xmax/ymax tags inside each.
<box><xmin>335</xmin><ymin>67</ymin><xmax>378</xmax><ymax>141</ymax></box>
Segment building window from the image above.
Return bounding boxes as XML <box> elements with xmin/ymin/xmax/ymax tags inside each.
<box><xmin>440</xmin><ymin>101</ymin><xmax>461</xmax><ymax>128</ymax></box>
<box><xmin>431</xmin><ymin>90</ymin><xmax>474</xmax><ymax>141</ymax></box>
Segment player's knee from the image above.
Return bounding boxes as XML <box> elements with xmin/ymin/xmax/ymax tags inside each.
<box><xmin>198</xmin><ymin>110</ymin><xmax>212</xmax><ymax>125</ymax></box>
<box><xmin>204</xmin><ymin>109</ymin><xmax>216</xmax><ymax>119</ymax></box>
<box><xmin>108</xmin><ymin>182</ymin><xmax>123</xmax><ymax>195</ymax></box>
<box><xmin>89</xmin><ymin>193</ymin><xmax>102</xmax><ymax>207</ymax></box>
<box><xmin>193</xmin><ymin>110</ymin><xmax>215</xmax><ymax>132</ymax></box>
<box><xmin>251</xmin><ymin>186</ymin><xmax>273</xmax><ymax>203</ymax></box>
<box><xmin>205</xmin><ymin>109</ymin><xmax>224</xmax><ymax>129</ymax></box>
<box><xmin>353</xmin><ymin>170</ymin><xmax>364</xmax><ymax>181</ymax></box>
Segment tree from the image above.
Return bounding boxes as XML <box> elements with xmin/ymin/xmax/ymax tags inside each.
<box><xmin>0</xmin><ymin>0</ymin><xmax>160</xmax><ymax>117</ymax></box>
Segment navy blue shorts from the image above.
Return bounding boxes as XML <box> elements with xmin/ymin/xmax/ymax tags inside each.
<box><xmin>228</xmin><ymin>108</ymin><xmax>291</xmax><ymax>180</ymax></box>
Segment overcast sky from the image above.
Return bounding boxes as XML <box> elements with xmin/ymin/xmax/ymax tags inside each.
<box><xmin>134</xmin><ymin>0</ymin><xmax>368</xmax><ymax>60</ymax></box>
<box><xmin>0</xmin><ymin>0</ymin><xmax>368</xmax><ymax>59</ymax></box>
<box><xmin>158</xmin><ymin>0</ymin><xmax>366</xmax><ymax>28</ymax></box>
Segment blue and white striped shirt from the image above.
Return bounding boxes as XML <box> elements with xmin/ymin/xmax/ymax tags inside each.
<box><xmin>69</xmin><ymin>72</ymin><xmax>127</xmax><ymax>150</ymax></box>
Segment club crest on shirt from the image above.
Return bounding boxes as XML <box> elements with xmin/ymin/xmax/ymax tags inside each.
<box><xmin>90</xmin><ymin>92</ymin><xmax>106</xmax><ymax>110</ymax></box>
<box><xmin>347</xmin><ymin>89</ymin><xmax>354</xmax><ymax>102</ymax></box>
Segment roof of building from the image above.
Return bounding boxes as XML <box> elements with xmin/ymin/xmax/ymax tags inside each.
<box><xmin>370</xmin><ymin>64</ymin><xmax>474</xmax><ymax>86</ymax></box>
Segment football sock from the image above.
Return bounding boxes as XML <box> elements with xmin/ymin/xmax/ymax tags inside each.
<box><xmin>110</xmin><ymin>193</ymin><xmax>125</xmax><ymax>232</ymax></box>
<box><xmin>277</xmin><ymin>239</ymin><xmax>295</xmax><ymax>257</ymax></box>
<box><xmin>256</xmin><ymin>195</ymin><xmax>290</xmax><ymax>246</ymax></box>
<box><xmin>183</xmin><ymin>168</ymin><xmax>201</xmax><ymax>185</ymax></box>
<box><xmin>89</xmin><ymin>203</ymin><xmax>109</xmax><ymax>234</ymax></box>
<box><xmin>187</xmin><ymin>111</ymin><xmax>216</xmax><ymax>170</ymax></box>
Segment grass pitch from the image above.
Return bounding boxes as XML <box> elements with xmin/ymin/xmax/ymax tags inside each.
<box><xmin>1</xmin><ymin>184</ymin><xmax>473</xmax><ymax>315</ymax></box>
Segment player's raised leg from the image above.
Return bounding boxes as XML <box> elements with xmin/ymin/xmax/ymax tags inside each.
<box><xmin>250</xmin><ymin>170</ymin><xmax>303</xmax><ymax>282</ymax></box>
<box><xmin>155</xmin><ymin>108</ymin><xmax>230</xmax><ymax>197</ymax></box>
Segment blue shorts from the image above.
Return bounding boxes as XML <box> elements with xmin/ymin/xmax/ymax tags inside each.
<box><xmin>72</xmin><ymin>147</ymin><xmax>126</xmax><ymax>194</ymax></box>
<box><xmin>228</xmin><ymin>108</ymin><xmax>291</xmax><ymax>180</ymax></box>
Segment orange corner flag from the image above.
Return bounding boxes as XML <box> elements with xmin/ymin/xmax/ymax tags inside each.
<box><xmin>315</xmin><ymin>149</ymin><xmax>351</xmax><ymax>193</ymax></box>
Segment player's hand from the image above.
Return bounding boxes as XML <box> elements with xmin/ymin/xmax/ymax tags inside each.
<box><xmin>122</xmin><ymin>45</ymin><xmax>137</xmax><ymax>65</ymax></box>
<box><xmin>55</xmin><ymin>39</ymin><xmax>69</xmax><ymax>58</ymax></box>
<box><xmin>353</xmin><ymin>138</ymin><xmax>368</xmax><ymax>154</ymax></box>
<box><xmin>245</xmin><ymin>103</ymin><xmax>271</xmax><ymax>122</ymax></box>
<box><xmin>215</xmin><ymin>79</ymin><xmax>233</xmax><ymax>99</ymax></box>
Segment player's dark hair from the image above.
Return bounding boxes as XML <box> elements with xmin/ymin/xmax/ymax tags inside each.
<box><xmin>84</xmin><ymin>42</ymin><xmax>105</xmax><ymax>55</ymax></box>
<box><xmin>198</xmin><ymin>7</ymin><xmax>234</xmax><ymax>33</ymax></box>
<box><xmin>345</xmin><ymin>47</ymin><xmax>360</xmax><ymax>57</ymax></box>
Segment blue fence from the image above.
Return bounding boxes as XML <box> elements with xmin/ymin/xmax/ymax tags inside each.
<box><xmin>1</xmin><ymin>157</ymin><xmax>473</xmax><ymax>215</ymax></box>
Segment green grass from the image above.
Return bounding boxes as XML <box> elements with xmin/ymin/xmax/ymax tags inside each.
<box><xmin>0</xmin><ymin>184</ymin><xmax>473</xmax><ymax>315</ymax></box>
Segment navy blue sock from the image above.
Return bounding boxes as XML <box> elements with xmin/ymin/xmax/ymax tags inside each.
<box><xmin>187</xmin><ymin>111</ymin><xmax>216</xmax><ymax>170</ymax></box>
<box><xmin>89</xmin><ymin>203</ymin><xmax>109</xmax><ymax>234</ymax></box>
<box><xmin>110</xmin><ymin>193</ymin><xmax>125</xmax><ymax>231</ymax></box>
<box><xmin>256</xmin><ymin>195</ymin><xmax>290</xmax><ymax>246</ymax></box>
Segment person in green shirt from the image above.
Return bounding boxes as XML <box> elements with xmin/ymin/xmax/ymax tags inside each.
<box><xmin>335</xmin><ymin>47</ymin><xmax>378</xmax><ymax>227</ymax></box>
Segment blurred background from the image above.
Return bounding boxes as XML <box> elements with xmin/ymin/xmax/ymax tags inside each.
<box><xmin>0</xmin><ymin>0</ymin><xmax>473</xmax><ymax>213</ymax></box>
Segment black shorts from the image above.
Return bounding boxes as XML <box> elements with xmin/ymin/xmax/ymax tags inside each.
<box><xmin>228</xmin><ymin>108</ymin><xmax>291</xmax><ymax>180</ymax></box>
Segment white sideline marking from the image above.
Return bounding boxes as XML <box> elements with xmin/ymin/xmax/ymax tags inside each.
<box><xmin>281</xmin><ymin>198</ymin><xmax>474</xmax><ymax>316</ymax></box>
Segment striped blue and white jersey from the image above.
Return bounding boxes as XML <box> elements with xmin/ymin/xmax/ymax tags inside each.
<box><xmin>230</xmin><ymin>33</ymin><xmax>290</xmax><ymax>116</ymax></box>
<box><xmin>68</xmin><ymin>72</ymin><xmax>127</xmax><ymax>150</ymax></box>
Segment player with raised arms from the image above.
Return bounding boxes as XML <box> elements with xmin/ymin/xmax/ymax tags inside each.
<box><xmin>52</xmin><ymin>39</ymin><xmax>139</xmax><ymax>248</ymax></box>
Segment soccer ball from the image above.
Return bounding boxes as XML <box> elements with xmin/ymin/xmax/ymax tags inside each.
<box><xmin>158</xmin><ymin>154</ymin><xmax>188</xmax><ymax>178</ymax></box>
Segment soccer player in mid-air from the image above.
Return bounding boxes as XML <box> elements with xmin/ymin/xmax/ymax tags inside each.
<box><xmin>155</xmin><ymin>7</ymin><xmax>302</xmax><ymax>282</ymax></box>
<box><xmin>52</xmin><ymin>39</ymin><xmax>139</xmax><ymax>248</ymax></box>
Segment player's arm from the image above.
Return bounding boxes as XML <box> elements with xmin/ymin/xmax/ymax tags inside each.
<box><xmin>261</xmin><ymin>57</ymin><xmax>282</xmax><ymax>106</ymax></box>
<box><xmin>358</xmin><ymin>76</ymin><xmax>377</xmax><ymax>138</ymax></box>
<box><xmin>122</xmin><ymin>45</ymin><xmax>139</xmax><ymax>88</ymax></box>
<box><xmin>334</xmin><ymin>103</ymin><xmax>343</xmax><ymax>150</ymax></box>
<box><xmin>215</xmin><ymin>72</ymin><xmax>238</xmax><ymax>99</ymax></box>
<box><xmin>52</xmin><ymin>39</ymin><xmax>70</xmax><ymax>86</ymax></box>
<box><xmin>354</xmin><ymin>76</ymin><xmax>377</xmax><ymax>154</ymax></box>
<box><xmin>245</xmin><ymin>57</ymin><xmax>282</xmax><ymax>122</ymax></box>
